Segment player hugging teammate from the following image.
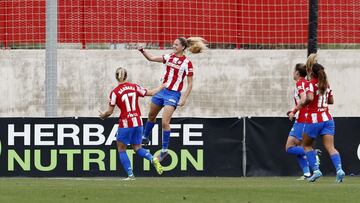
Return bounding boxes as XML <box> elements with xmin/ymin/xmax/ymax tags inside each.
<box><xmin>287</xmin><ymin>53</ymin><xmax>345</xmax><ymax>183</ymax></box>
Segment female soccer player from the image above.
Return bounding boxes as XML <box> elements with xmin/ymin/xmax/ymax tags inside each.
<box><xmin>301</xmin><ymin>63</ymin><xmax>345</xmax><ymax>183</ymax></box>
<box><xmin>138</xmin><ymin>37</ymin><xmax>206</xmax><ymax>162</ymax></box>
<box><xmin>285</xmin><ymin>63</ymin><xmax>311</xmax><ymax>179</ymax></box>
<box><xmin>99</xmin><ymin>67</ymin><xmax>164</xmax><ymax>180</ymax></box>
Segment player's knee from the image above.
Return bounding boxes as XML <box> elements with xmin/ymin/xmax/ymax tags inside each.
<box><xmin>117</xmin><ymin>145</ymin><xmax>127</xmax><ymax>152</ymax></box>
<box><xmin>324</xmin><ymin>144</ymin><xmax>337</xmax><ymax>154</ymax></box>
<box><xmin>117</xmin><ymin>142</ymin><xmax>127</xmax><ymax>151</ymax></box>
<box><xmin>131</xmin><ymin>144</ymin><xmax>141</xmax><ymax>152</ymax></box>
<box><xmin>285</xmin><ymin>137</ymin><xmax>297</xmax><ymax>150</ymax></box>
<box><xmin>303</xmin><ymin>145</ymin><xmax>312</xmax><ymax>152</ymax></box>
<box><xmin>148</xmin><ymin>112</ymin><xmax>157</xmax><ymax>121</ymax></box>
<box><xmin>162</xmin><ymin>122</ymin><xmax>170</xmax><ymax>131</ymax></box>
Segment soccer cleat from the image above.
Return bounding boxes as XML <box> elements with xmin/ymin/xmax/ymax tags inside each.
<box><xmin>335</xmin><ymin>169</ymin><xmax>345</xmax><ymax>183</ymax></box>
<box><xmin>307</xmin><ymin>170</ymin><xmax>322</xmax><ymax>182</ymax></box>
<box><xmin>296</xmin><ymin>175</ymin><xmax>311</xmax><ymax>181</ymax></box>
<box><xmin>122</xmin><ymin>175</ymin><xmax>136</xmax><ymax>181</ymax></box>
<box><xmin>152</xmin><ymin>157</ymin><xmax>163</xmax><ymax>175</ymax></box>
<box><xmin>141</xmin><ymin>137</ymin><xmax>150</xmax><ymax>146</ymax></box>
<box><xmin>157</xmin><ymin>151</ymin><xmax>169</xmax><ymax>162</ymax></box>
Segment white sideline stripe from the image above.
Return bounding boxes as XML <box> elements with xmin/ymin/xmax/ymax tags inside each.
<box><xmin>44</xmin><ymin>177</ymin><xmax>118</xmax><ymax>181</ymax></box>
<box><xmin>0</xmin><ymin>177</ymin><xmax>123</xmax><ymax>181</ymax></box>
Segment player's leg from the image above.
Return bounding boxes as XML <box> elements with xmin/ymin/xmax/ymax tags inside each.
<box><xmin>286</xmin><ymin>136</ymin><xmax>310</xmax><ymax>178</ymax></box>
<box><xmin>131</xmin><ymin>127</ymin><xmax>163</xmax><ymax>175</ymax></box>
<box><xmin>142</xmin><ymin>98</ymin><xmax>164</xmax><ymax>145</ymax></box>
<box><xmin>157</xmin><ymin>105</ymin><xmax>176</xmax><ymax>162</ymax></box>
<box><xmin>321</xmin><ymin>120</ymin><xmax>344</xmax><ymax>182</ymax></box>
<box><xmin>156</xmin><ymin>90</ymin><xmax>180</xmax><ymax>162</ymax></box>
<box><xmin>303</xmin><ymin>133</ymin><xmax>322</xmax><ymax>182</ymax></box>
<box><xmin>286</xmin><ymin>123</ymin><xmax>310</xmax><ymax>178</ymax></box>
<box><xmin>142</xmin><ymin>89</ymin><xmax>165</xmax><ymax>145</ymax></box>
<box><xmin>285</xmin><ymin>135</ymin><xmax>302</xmax><ymax>154</ymax></box>
<box><xmin>303</xmin><ymin>124</ymin><xmax>322</xmax><ymax>182</ymax></box>
<box><xmin>133</xmin><ymin>126</ymin><xmax>154</xmax><ymax>160</ymax></box>
<box><xmin>322</xmin><ymin>134</ymin><xmax>345</xmax><ymax>182</ymax></box>
<box><xmin>132</xmin><ymin>144</ymin><xmax>163</xmax><ymax>175</ymax></box>
<box><xmin>133</xmin><ymin>144</ymin><xmax>153</xmax><ymax>160</ymax></box>
<box><xmin>116</xmin><ymin>128</ymin><xmax>134</xmax><ymax>179</ymax></box>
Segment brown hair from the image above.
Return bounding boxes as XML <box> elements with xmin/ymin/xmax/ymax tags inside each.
<box><xmin>312</xmin><ymin>63</ymin><xmax>328</xmax><ymax>95</ymax></box>
<box><xmin>115</xmin><ymin>67</ymin><xmax>127</xmax><ymax>83</ymax></box>
<box><xmin>177</xmin><ymin>37</ymin><xmax>207</xmax><ymax>54</ymax></box>
<box><xmin>295</xmin><ymin>63</ymin><xmax>307</xmax><ymax>77</ymax></box>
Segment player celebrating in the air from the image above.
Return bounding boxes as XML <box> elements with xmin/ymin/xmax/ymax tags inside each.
<box><xmin>286</xmin><ymin>63</ymin><xmax>311</xmax><ymax>180</ymax></box>
<box><xmin>99</xmin><ymin>67</ymin><xmax>164</xmax><ymax>180</ymax></box>
<box><xmin>301</xmin><ymin>62</ymin><xmax>345</xmax><ymax>183</ymax></box>
<box><xmin>138</xmin><ymin>37</ymin><xmax>206</xmax><ymax>162</ymax></box>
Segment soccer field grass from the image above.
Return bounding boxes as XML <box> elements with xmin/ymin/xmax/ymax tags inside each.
<box><xmin>0</xmin><ymin>177</ymin><xmax>359</xmax><ymax>203</ymax></box>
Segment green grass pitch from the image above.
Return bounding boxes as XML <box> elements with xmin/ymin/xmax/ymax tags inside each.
<box><xmin>0</xmin><ymin>177</ymin><xmax>359</xmax><ymax>203</ymax></box>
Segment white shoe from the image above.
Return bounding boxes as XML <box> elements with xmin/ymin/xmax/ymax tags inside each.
<box><xmin>122</xmin><ymin>175</ymin><xmax>135</xmax><ymax>181</ymax></box>
<box><xmin>296</xmin><ymin>175</ymin><xmax>310</xmax><ymax>181</ymax></box>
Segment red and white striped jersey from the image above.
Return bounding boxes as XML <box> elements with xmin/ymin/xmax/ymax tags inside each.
<box><xmin>305</xmin><ymin>78</ymin><xmax>333</xmax><ymax>123</ymax></box>
<box><xmin>109</xmin><ymin>82</ymin><xmax>147</xmax><ymax>128</ymax></box>
<box><xmin>162</xmin><ymin>53</ymin><xmax>193</xmax><ymax>92</ymax></box>
<box><xmin>293</xmin><ymin>77</ymin><xmax>308</xmax><ymax>123</ymax></box>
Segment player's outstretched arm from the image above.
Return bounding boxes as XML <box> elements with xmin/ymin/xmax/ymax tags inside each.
<box><xmin>138</xmin><ymin>46</ymin><xmax>163</xmax><ymax>63</ymax></box>
<box><xmin>145</xmin><ymin>84</ymin><xmax>165</xmax><ymax>96</ymax></box>
<box><xmin>98</xmin><ymin>105</ymin><xmax>115</xmax><ymax>120</ymax></box>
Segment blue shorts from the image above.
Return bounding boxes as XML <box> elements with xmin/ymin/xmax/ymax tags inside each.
<box><xmin>303</xmin><ymin>120</ymin><xmax>335</xmax><ymax>138</ymax></box>
<box><xmin>151</xmin><ymin>88</ymin><xmax>181</xmax><ymax>107</ymax></box>
<box><xmin>116</xmin><ymin>126</ymin><xmax>143</xmax><ymax>145</ymax></box>
<box><xmin>289</xmin><ymin>122</ymin><xmax>305</xmax><ymax>140</ymax></box>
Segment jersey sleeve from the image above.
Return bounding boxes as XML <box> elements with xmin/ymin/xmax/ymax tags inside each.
<box><xmin>185</xmin><ymin>60</ymin><xmax>194</xmax><ymax>76</ymax></box>
<box><xmin>109</xmin><ymin>91</ymin><xmax>117</xmax><ymax>106</ymax></box>
<box><xmin>135</xmin><ymin>84</ymin><xmax>148</xmax><ymax>97</ymax></box>
<box><xmin>162</xmin><ymin>54</ymin><xmax>171</xmax><ymax>64</ymax></box>
<box><xmin>296</xmin><ymin>81</ymin><xmax>305</xmax><ymax>94</ymax></box>
<box><xmin>305</xmin><ymin>82</ymin><xmax>314</xmax><ymax>94</ymax></box>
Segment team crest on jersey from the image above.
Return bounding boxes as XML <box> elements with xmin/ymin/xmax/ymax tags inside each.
<box><xmin>177</xmin><ymin>61</ymin><xmax>182</xmax><ymax>65</ymax></box>
<box><xmin>166</xmin><ymin>61</ymin><xmax>181</xmax><ymax>69</ymax></box>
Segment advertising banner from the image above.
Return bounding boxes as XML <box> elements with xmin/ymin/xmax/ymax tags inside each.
<box><xmin>246</xmin><ymin>117</ymin><xmax>360</xmax><ymax>176</ymax></box>
<box><xmin>0</xmin><ymin>117</ymin><xmax>243</xmax><ymax>177</ymax></box>
<box><xmin>1</xmin><ymin>117</ymin><xmax>358</xmax><ymax>177</ymax></box>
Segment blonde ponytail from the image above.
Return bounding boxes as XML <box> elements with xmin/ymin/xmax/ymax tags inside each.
<box><xmin>115</xmin><ymin>67</ymin><xmax>127</xmax><ymax>83</ymax></box>
<box><xmin>306</xmin><ymin>53</ymin><xmax>318</xmax><ymax>74</ymax></box>
<box><xmin>177</xmin><ymin>37</ymin><xmax>207</xmax><ymax>54</ymax></box>
<box><xmin>187</xmin><ymin>37</ymin><xmax>207</xmax><ymax>54</ymax></box>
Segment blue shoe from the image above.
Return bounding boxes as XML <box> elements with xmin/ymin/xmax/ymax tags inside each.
<box><xmin>308</xmin><ymin>170</ymin><xmax>322</xmax><ymax>182</ymax></box>
<box><xmin>157</xmin><ymin>151</ymin><xmax>169</xmax><ymax>162</ymax></box>
<box><xmin>141</xmin><ymin>137</ymin><xmax>150</xmax><ymax>145</ymax></box>
<box><xmin>336</xmin><ymin>169</ymin><xmax>345</xmax><ymax>183</ymax></box>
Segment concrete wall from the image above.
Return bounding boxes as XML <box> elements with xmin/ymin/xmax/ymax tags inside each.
<box><xmin>1</xmin><ymin>49</ymin><xmax>360</xmax><ymax>117</ymax></box>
